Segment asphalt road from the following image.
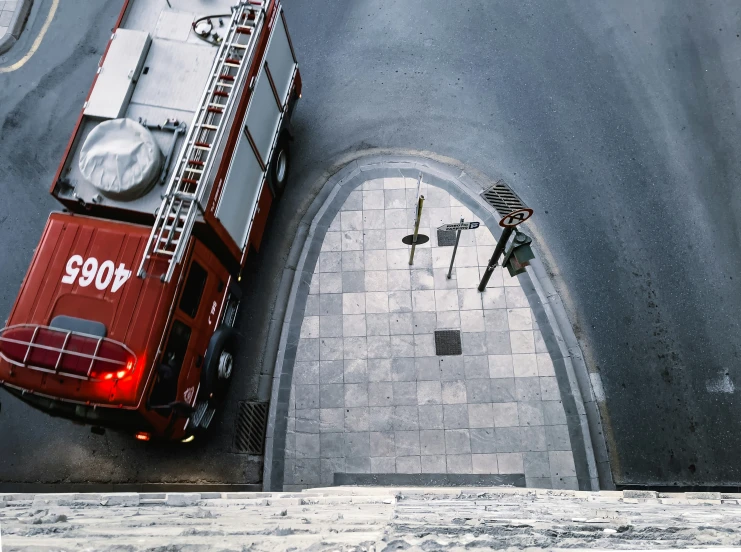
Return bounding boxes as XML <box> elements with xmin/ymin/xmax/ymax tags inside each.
<box><xmin>1</xmin><ymin>0</ymin><xmax>740</xmax><ymax>488</ymax></box>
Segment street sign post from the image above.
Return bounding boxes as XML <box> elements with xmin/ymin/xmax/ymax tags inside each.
<box><xmin>478</xmin><ymin>210</ymin><xmax>533</xmax><ymax>291</ymax></box>
<box><xmin>438</xmin><ymin>219</ymin><xmax>480</xmax><ymax>279</ymax></box>
<box><xmin>408</xmin><ymin>174</ymin><xmax>425</xmax><ymax>265</ymax></box>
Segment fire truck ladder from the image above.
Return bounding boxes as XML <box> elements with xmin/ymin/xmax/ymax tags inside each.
<box><xmin>138</xmin><ymin>0</ymin><xmax>266</xmax><ymax>282</ymax></box>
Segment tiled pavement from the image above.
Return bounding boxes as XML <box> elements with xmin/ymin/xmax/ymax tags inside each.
<box><xmin>0</xmin><ymin>1</ymin><xmax>19</xmax><ymax>40</ymax></box>
<box><xmin>283</xmin><ymin>177</ymin><xmax>577</xmax><ymax>490</ymax></box>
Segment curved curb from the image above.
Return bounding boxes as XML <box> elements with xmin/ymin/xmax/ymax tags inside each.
<box><xmin>0</xmin><ymin>0</ymin><xmax>33</xmax><ymax>55</ymax></box>
<box><xmin>262</xmin><ymin>151</ymin><xmax>612</xmax><ymax>491</ymax></box>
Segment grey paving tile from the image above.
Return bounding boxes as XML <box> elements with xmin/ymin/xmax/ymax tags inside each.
<box><xmin>296</xmin><ymin>339</ymin><xmax>320</xmax><ymax>362</ymax></box>
<box><xmin>439</xmin><ymin>356</ymin><xmax>465</xmax><ymax>380</ymax></box>
<box><xmin>363</xmin><ymin>209</ymin><xmax>385</xmax><ymax>229</ymax></box>
<box><xmin>384</xmin><ymin>189</ymin><xmax>407</xmax><ymax>209</ymax></box>
<box><xmin>417</xmin><ymin>380</ymin><xmax>442</xmax><ymax>405</ymax></box>
<box><xmin>363</xmin><ymin>190</ymin><xmax>385</xmax><ymax>210</ymax></box>
<box><xmin>518</xmin><ymin>401</ymin><xmax>544</xmax><ymax>426</ymax></box>
<box><xmin>342</xmin><ymin>190</ymin><xmax>363</xmax><ymax>211</ymax></box>
<box><xmin>523</xmin><ymin>451</ymin><xmax>550</xmax><ymax>478</ymax></box>
<box><xmin>433</xmin><ymin>267</ymin><xmax>457</xmax><ymax>290</ymax></box>
<box><xmin>342</xmin><ymin>250</ymin><xmax>364</xmax><ymax>272</ymax></box>
<box><xmin>345</xmin><ymin>383</ymin><xmax>369</xmax><ymax>407</ymax></box>
<box><xmin>507</xmin><ymin>308</ymin><xmax>532</xmax><ymax>331</ymax></box>
<box><xmin>367</xmin><ymin>335</ymin><xmax>391</xmax><ymax>358</ymax></box>
<box><xmin>389</xmin><ymin>290</ymin><xmax>412</xmax><ymax>312</ymax></box>
<box><xmin>534</xmin><ymin>331</ymin><xmax>548</xmax><ymax>354</ymax></box>
<box><xmin>545</xmin><ymin>424</ymin><xmax>572</xmax><ymax>451</ymax></box>
<box><xmin>492</xmin><ymin>402</ymin><xmax>519</xmax><ymax>427</ymax></box>
<box><xmin>343</xmin><ymin>315</ymin><xmax>367</xmax><ymax>338</ymax></box>
<box><xmin>521</xmin><ymin>426</ymin><xmax>547</xmax><ymax>452</ymax></box>
<box><xmin>413</xmin><ymin>311</ymin><xmax>437</xmax><ymax>333</ymax></box>
<box><xmin>366</xmin><ymin>313</ymin><xmax>390</xmax><ymax>336</ymax></box>
<box><xmin>341</xmin><ymin>210</ymin><xmax>363</xmax><ymax>231</ymax></box>
<box><xmin>342</xmin><ymin>292</ymin><xmax>366</xmax><ymax>315</ymax></box>
<box><xmin>435</xmin><ymin>289</ymin><xmax>459</xmax><ymax>312</ymax></box>
<box><xmin>345</xmin><ymin>457</ymin><xmax>371</xmax><ymax>473</ymax></box>
<box><xmin>468</xmin><ymin>403</ymin><xmax>493</xmax><ymax>429</ymax></box>
<box><xmin>294</xmin><ymin>361</ymin><xmax>320</xmax><ymax>384</ymax></box>
<box><xmin>295</xmin><ymin>433</ymin><xmax>320</xmax><ymax>459</ymax></box>
<box><xmin>393</xmin><ymin>381</ymin><xmax>418</xmax><ymax>406</ymax></box>
<box><xmin>392</xmin><ymin>357</ymin><xmax>416</xmax><ymax>380</ymax></box>
<box><xmin>300</xmin><ymin>316</ymin><xmax>320</xmax><ymax>338</ymax></box>
<box><xmin>441</xmin><ymin>380</ymin><xmax>467</xmax><ymax>404</ymax></box>
<box><xmin>364</xmin><ymin>269</ymin><xmax>387</xmax><ymax>291</ymax></box>
<box><xmin>294</xmin><ymin>459</ymin><xmax>321</xmax><ymax>485</ymax></box>
<box><xmin>344</xmin><ymin>432</ymin><xmax>370</xmax><ymax>457</ymax></box>
<box><xmin>395</xmin><ymin>430</ymin><xmax>420</xmax><ymax>456</ymax></box>
<box><xmin>371</xmin><ymin>457</ymin><xmax>396</xmax><ymax>473</ymax></box>
<box><xmin>295</xmin><ymin>409</ymin><xmax>320</xmax><ymax>433</ymax></box>
<box><xmin>368</xmin><ymin>406</ymin><xmax>394</xmax><ymax>431</ymax></box>
<box><xmin>309</xmin><ymin>272</ymin><xmax>321</xmax><ymax>295</ymax></box>
<box><xmin>390</xmin><ymin>334</ymin><xmax>415</xmax><ymax>357</ymax></box>
<box><xmin>444</xmin><ymin>429</ymin><xmax>471</xmax><ymax>454</ymax></box>
<box><xmin>483</xmin><ymin>309</ymin><xmax>509</xmax><ymax>331</ymax></box>
<box><xmin>470</xmin><ymin>428</ymin><xmax>497</xmax><ymax>454</ymax></box>
<box><xmin>414</xmin><ymin>333</ymin><xmax>436</xmax><ymax>356</ymax></box>
<box><xmin>370</xmin><ymin>431</ymin><xmax>395</xmax><ymax>457</ymax></box>
<box><xmin>321</xmin><ymin>457</ymin><xmax>345</xmax><ymax>485</ymax></box>
<box><xmin>411</xmin><ymin>248</ymin><xmax>432</xmax><ymax>270</ymax></box>
<box><xmin>536</xmin><ymin>352</ymin><xmax>556</xmax><ymax>376</ymax></box>
<box><xmin>443</xmin><ymin>404</ymin><xmax>469</xmax><ymax>429</ymax></box>
<box><xmin>486</xmin><ymin>331</ymin><xmax>512</xmax><ymax>355</ymax></box>
<box><xmin>320</xmin><ymin>384</ymin><xmax>344</xmax><ymax>408</ymax></box>
<box><xmin>387</xmin><ymin>270</ymin><xmax>411</xmax><ymax>291</ymax></box>
<box><xmin>389</xmin><ymin>312</ymin><xmax>413</xmax><ymax>335</ymax></box>
<box><xmin>343</xmin><ymin>337</ymin><xmax>367</xmax><ymax>359</ymax></box>
<box><xmin>505</xmin><ymin>287</ymin><xmax>529</xmax><ymax>308</ymax></box>
<box><xmin>396</xmin><ymin>456</ymin><xmax>422</xmax><ymax>474</ymax></box>
<box><xmin>387</xmin><ymin>249</ymin><xmax>411</xmax><ymax>270</ymax></box>
<box><xmin>436</xmin><ymin>310</ymin><xmax>461</xmax><ymax>329</ymax></box>
<box><xmin>460</xmin><ymin>310</ymin><xmax>485</xmax><ymax>332</ymax></box>
<box><xmin>416</xmin><ymin>356</ymin><xmax>441</xmax><ymax>380</ymax></box>
<box><xmin>368</xmin><ymin>358</ymin><xmax>392</xmax><ymax>382</ymax></box>
<box><xmin>295</xmin><ymin>385</ymin><xmax>319</xmax><ymax>410</ymax></box>
<box><xmin>320</xmin><ymin>408</ymin><xmax>344</xmax><ymax>432</ymax></box>
<box><xmin>392</xmin><ymin>405</ymin><xmax>419</xmax><ymax>430</ymax></box>
<box><xmin>447</xmin><ymin>454</ymin><xmax>473</xmax><ymax>474</ymax></box>
<box><xmin>342</xmin><ymin>230</ymin><xmax>363</xmax><ymax>251</ymax></box>
<box><xmin>304</xmin><ymin>294</ymin><xmax>320</xmax><ymax>316</ymax></box>
<box><xmin>458</xmin><ymin>289</ymin><xmax>483</xmax><ymax>310</ymax></box>
<box><xmin>418</xmin><ymin>405</ymin><xmax>444</xmax><ymax>429</ymax></box>
<box><xmin>481</xmin><ymin>288</ymin><xmax>506</xmax><ymax>309</ymax></box>
<box><xmin>343</xmin><ymin>358</ymin><xmax>368</xmax><ymax>383</ymax></box>
<box><xmin>421</xmin><ymin>454</ymin><xmax>447</xmax><ymax>473</ymax></box>
<box><xmin>320</xmin><ymin>315</ymin><xmax>343</xmax><ymax>338</ymax></box>
<box><xmin>320</xmin><ymin>337</ymin><xmax>344</xmax><ymax>360</ymax></box>
<box><xmin>490</xmin><ymin>378</ymin><xmax>517</xmax><ymax>403</ymax></box>
<box><xmin>345</xmin><ymin>407</ymin><xmax>370</xmax><ymax>432</ymax></box>
<box><xmin>549</xmin><ymin>451</ymin><xmax>577</xmax><ymax>478</ymax></box>
<box><xmin>420</xmin><ymin>429</ymin><xmax>446</xmax><ymax>455</ymax></box>
<box><xmin>472</xmin><ymin>454</ymin><xmax>499</xmax><ymax>474</ymax></box>
<box><xmin>466</xmin><ymin>379</ymin><xmax>491</xmax><ymax>403</ymax></box>
<box><xmin>319</xmin><ymin>294</ymin><xmax>343</xmax><ymax>315</ymax></box>
<box><xmin>527</xmin><ymin>477</ymin><xmax>553</xmax><ymax>489</ymax></box>
<box><xmin>542</xmin><ymin>401</ymin><xmax>568</xmax><ymax>425</ymax></box>
<box><xmin>320</xmin><ymin>432</ymin><xmax>345</xmax><ymax>458</ymax></box>
<box><xmin>411</xmin><ymin>268</ymin><xmax>434</xmax><ymax>290</ymax></box>
<box><xmin>552</xmin><ymin>476</ymin><xmax>579</xmax><ymax>490</ymax></box>
<box><xmin>488</xmin><ymin>355</ymin><xmax>513</xmax><ymax>378</ymax></box>
<box><xmin>364</xmin><ymin>250</ymin><xmax>388</xmax><ymax>271</ymax></box>
<box><xmin>498</xmin><ymin>452</ymin><xmax>524</xmax><ymax>474</ymax></box>
<box><xmin>462</xmin><ymin>332</ymin><xmax>487</xmax><ymax>355</ymax></box>
<box><xmin>342</xmin><ymin>271</ymin><xmax>365</xmax><ymax>293</ymax></box>
<box><xmin>320</xmin><ymin>272</ymin><xmax>343</xmax><ymax>294</ymax></box>
<box><xmin>511</xmin><ymin>330</ymin><xmax>535</xmax><ymax>354</ymax></box>
<box><xmin>412</xmin><ymin>290</ymin><xmax>436</xmax><ymax>312</ymax></box>
<box><xmin>495</xmin><ymin>427</ymin><xmax>523</xmax><ymax>453</ymax></box>
<box><xmin>368</xmin><ymin>382</ymin><xmax>394</xmax><ymax>407</ymax></box>
<box><xmin>515</xmin><ymin>377</ymin><xmax>542</xmax><ymax>401</ymax></box>
<box><xmin>319</xmin><ymin>251</ymin><xmax>341</xmax><ymax>272</ymax></box>
<box><xmin>540</xmin><ymin>376</ymin><xmax>561</xmax><ymax>401</ymax></box>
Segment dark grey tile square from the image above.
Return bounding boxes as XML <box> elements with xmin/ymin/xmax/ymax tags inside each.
<box><xmin>320</xmin><ymin>432</ymin><xmax>345</xmax><ymax>458</ymax></box>
<box><xmin>344</xmin><ymin>432</ymin><xmax>370</xmax><ymax>457</ymax></box>
<box><xmin>392</xmin><ymin>405</ymin><xmax>419</xmax><ymax>430</ymax></box>
<box><xmin>319</xmin><ymin>294</ymin><xmax>343</xmax><ymax>315</ymax></box>
<box><xmin>420</xmin><ymin>430</ymin><xmax>446</xmax><ymax>455</ymax></box>
<box><xmin>416</xmin><ymin>356</ymin><xmax>441</xmax><ymax>380</ymax></box>
<box><xmin>294</xmin><ymin>361</ymin><xmax>320</xmax><ymax>384</ymax></box>
<box><xmin>485</xmin><ymin>331</ymin><xmax>511</xmax><ymax>355</ymax></box>
<box><xmin>542</xmin><ymin>401</ymin><xmax>568</xmax><ymax>425</ymax></box>
<box><xmin>470</xmin><ymin>428</ymin><xmax>497</xmax><ymax>454</ymax></box>
<box><xmin>295</xmin><ymin>409</ymin><xmax>320</xmax><ymax>433</ymax></box>
<box><xmin>296</xmin><ymin>340</ymin><xmax>320</xmax><ymax>363</ymax></box>
<box><xmin>321</xmin><ymin>457</ymin><xmax>345</xmax><ymax>485</ymax></box>
<box><xmin>439</xmin><ymin>356</ymin><xmax>465</xmax><ymax>381</ymax></box>
<box><xmin>464</xmin><ymin>356</ymin><xmax>489</xmax><ymax>379</ymax></box>
<box><xmin>418</xmin><ymin>405</ymin><xmax>444</xmax><ymax>429</ymax></box>
<box><xmin>523</xmin><ymin>451</ymin><xmax>551</xmax><ymax>478</ymax></box>
<box><xmin>515</xmin><ymin>377</ymin><xmax>542</xmax><ymax>401</ymax></box>
<box><xmin>342</xmin><ymin>271</ymin><xmax>366</xmax><ymax>292</ymax></box>
<box><xmin>392</xmin><ymin>357</ymin><xmax>417</xmax><ymax>381</ymax></box>
<box><xmin>443</xmin><ymin>404</ymin><xmax>469</xmax><ymax>429</ymax></box>
<box><xmin>495</xmin><ymin>427</ymin><xmax>523</xmax><ymax>453</ymax></box>
<box><xmin>295</xmin><ymin>385</ymin><xmax>319</xmax><ymax>410</ymax></box>
<box><xmin>370</xmin><ymin>431</ymin><xmax>395</xmax><ymax>457</ymax></box>
<box><xmin>320</xmin><ymin>360</ymin><xmax>344</xmax><ymax>384</ymax></box>
<box><xmin>320</xmin><ymin>384</ymin><xmax>344</xmax><ymax>408</ymax></box>
<box><xmin>295</xmin><ymin>433</ymin><xmax>320</xmax><ymax>458</ymax></box>
<box><xmin>461</xmin><ymin>332</ymin><xmax>487</xmax><ymax>355</ymax></box>
<box><xmin>545</xmin><ymin>424</ymin><xmax>572</xmax><ymax>451</ymax></box>
<box><xmin>521</xmin><ymin>425</ymin><xmax>547</xmax><ymax>452</ymax></box>
<box><xmin>320</xmin><ymin>408</ymin><xmax>344</xmax><ymax>432</ymax></box>
<box><xmin>368</xmin><ymin>406</ymin><xmax>394</xmax><ymax>432</ymax></box>
<box><xmin>294</xmin><ymin>459</ymin><xmax>321</xmax><ymax>486</ymax></box>
<box><xmin>368</xmin><ymin>358</ymin><xmax>392</xmax><ymax>382</ymax></box>
<box><xmin>369</xmin><ymin>382</ymin><xmax>394</xmax><ymax>407</ymax></box>
<box><xmin>518</xmin><ymin>401</ymin><xmax>544</xmax><ymax>426</ymax></box>
<box><xmin>466</xmin><ymin>379</ymin><xmax>491</xmax><ymax>403</ymax></box>
<box><xmin>393</xmin><ymin>381</ymin><xmax>418</xmax><ymax>406</ymax></box>
<box><xmin>444</xmin><ymin>429</ymin><xmax>471</xmax><ymax>454</ymax></box>
<box><xmin>490</xmin><ymin>378</ymin><xmax>517</xmax><ymax>403</ymax></box>
<box><xmin>345</xmin><ymin>383</ymin><xmax>369</xmax><ymax>407</ymax></box>
<box><xmin>395</xmin><ymin>430</ymin><xmax>421</xmax><ymax>456</ymax></box>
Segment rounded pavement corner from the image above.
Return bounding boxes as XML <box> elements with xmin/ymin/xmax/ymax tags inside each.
<box><xmin>0</xmin><ymin>34</ymin><xmax>17</xmax><ymax>56</ymax></box>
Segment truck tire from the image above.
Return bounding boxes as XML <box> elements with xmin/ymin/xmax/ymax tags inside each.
<box><xmin>200</xmin><ymin>326</ymin><xmax>235</xmax><ymax>401</ymax></box>
<box><xmin>269</xmin><ymin>134</ymin><xmax>290</xmax><ymax>197</ymax></box>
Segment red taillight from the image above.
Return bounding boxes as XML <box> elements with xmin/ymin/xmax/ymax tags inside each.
<box><xmin>0</xmin><ymin>325</ymin><xmax>136</xmax><ymax>381</ymax></box>
<box><xmin>134</xmin><ymin>432</ymin><xmax>151</xmax><ymax>441</ymax></box>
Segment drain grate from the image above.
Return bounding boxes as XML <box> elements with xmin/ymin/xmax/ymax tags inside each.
<box><xmin>234</xmin><ymin>401</ymin><xmax>269</xmax><ymax>454</ymax></box>
<box><xmin>481</xmin><ymin>180</ymin><xmax>529</xmax><ymax>219</ymax></box>
<box><xmin>437</xmin><ymin>229</ymin><xmax>457</xmax><ymax>247</ymax></box>
<box><xmin>435</xmin><ymin>330</ymin><xmax>462</xmax><ymax>356</ymax></box>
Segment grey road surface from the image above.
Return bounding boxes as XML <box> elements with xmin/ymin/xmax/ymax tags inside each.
<box><xmin>1</xmin><ymin>0</ymin><xmax>740</xmax><ymax>487</ymax></box>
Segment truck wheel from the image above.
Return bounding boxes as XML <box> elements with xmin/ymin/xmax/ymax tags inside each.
<box><xmin>201</xmin><ymin>326</ymin><xmax>235</xmax><ymax>401</ymax></box>
<box><xmin>270</xmin><ymin>134</ymin><xmax>290</xmax><ymax>197</ymax></box>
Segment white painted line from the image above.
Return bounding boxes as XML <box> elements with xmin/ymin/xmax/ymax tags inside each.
<box><xmin>0</xmin><ymin>0</ymin><xmax>59</xmax><ymax>74</ymax></box>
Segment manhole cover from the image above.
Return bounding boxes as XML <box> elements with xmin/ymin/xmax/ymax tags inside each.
<box><xmin>435</xmin><ymin>330</ymin><xmax>462</xmax><ymax>356</ymax></box>
<box><xmin>401</xmin><ymin>234</ymin><xmax>429</xmax><ymax>245</ymax></box>
<box><xmin>437</xmin><ymin>229</ymin><xmax>457</xmax><ymax>247</ymax></box>
<box><xmin>234</xmin><ymin>401</ymin><xmax>269</xmax><ymax>454</ymax></box>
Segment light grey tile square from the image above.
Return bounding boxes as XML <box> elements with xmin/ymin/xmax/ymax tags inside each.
<box><xmin>393</xmin><ymin>381</ymin><xmax>418</xmax><ymax>406</ymax></box>
<box><xmin>470</xmin><ymin>428</ymin><xmax>497</xmax><ymax>454</ymax></box>
<box><xmin>521</xmin><ymin>426</ymin><xmax>547</xmax><ymax>452</ymax></box>
<box><xmin>534</xmin><ymin>331</ymin><xmax>549</xmax><ymax>354</ymax></box>
<box><xmin>466</xmin><ymin>379</ymin><xmax>491</xmax><ymax>403</ymax></box>
<box><xmin>343</xmin><ymin>292</ymin><xmax>366</xmax><ymax>314</ymax></box>
<box><xmin>507</xmin><ymin>308</ymin><xmax>532</xmax><ymax>330</ymax></box>
<box><xmin>442</xmin><ymin>380</ymin><xmax>467</xmax><ymax>404</ymax></box>
<box><xmin>515</xmin><ymin>377</ymin><xmax>542</xmax><ymax>401</ymax></box>
<box><xmin>364</xmin><ymin>270</ymin><xmax>387</xmax><ymax>292</ymax></box>
<box><xmin>396</xmin><ymin>456</ymin><xmax>422</xmax><ymax>474</ymax></box>
<box><xmin>505</xmin><ymin>287</ymin><xmax>529</xmax><ymax>308</ymax></box>
<box><xmin>367</xmin><ymin>313</ymin><xmax>390</xmax><ymax>336</ymax></box>
<box><xmin>321</xmin><ymin>457</ymin><xmax>345</xmax><ymax>485</ymax></box>
<box><xmin>363</xmin><ymin>190</ymin><xmax>385</xmax><ymax>210</ymax></box>
<box><xmin>389</xmin><ymin>312</ymin><xmax>413</xmax><ymax>335</ymax></box>
<box><xmin>418</xmin><ymin>405</ymin><xmax>444</xmax><ymax>429</ymax></box>
<box><xmin>540</xmin><ymin>377</ymin><xmax>561</xmax><ymax>401</ymax></box>
<box><xmin>364</xmin><ymin>250</ymin><xmax>388</xmax><ymax>271</ymax></box>
<box><xmin>345</xmin><ymin>457</ymin><xmax>371</xmax><ymax>473</ymax></box>
<box><xmin>412</xmin><ymin>290</ymin><xmax>436</xmax><ymax>312</ymax></box>
<box><xmin>365</xmin><ymin>292</ymin><xmax>389</xmax><ymax>314</ymax></box>
<box><xmin>371</xmin><ymin>457</ymin><xmax>396</xmax><ymax>473</ymax></box>
<box><xmin>414</xmin><ymin>333</ymin><xmax>436</xmax><ymax>356</ymax></box>
<box><xmin>444</xmin><ymin>429</ymin><xmax>471</xmax><ymax>454</ymax></box>
<box><xmin>368</xmin><ymin>406</ymin><xmax>394</xmax><ymax>431</ymax></box>
<box><xmin>320</xmin><ymin>432</ymin><xmax>345</xmax><ymax>458</ymax></box>
<box><xmin>295</xmin><ymin>385</ymin><xmax>319</xmax><ymax>410</ymax></box>
<box><xmin>498</xmin><ymin>452</ymin><xmax>524</xmax><ymax>474</ymax></box>
<box><xmin>392</xmin><ymin>357</ymin><xmax>417</xmax><ymax>380</ymax></box>
<box><xmin>342</xmin><ymin>190</ymin><xmax>363</xmax><ymax>211</ymax></box>
<box><xmin>364</xmin><ymin>229</ymin><xmax>387</xmax><ymax>250</ymax></box>
<box><xmin>460</xmin><ymin>310</ymin><xmax>485</xmax><ymax>332</ymax></box>
<box><xmin>492</xmin><ymin>402</ymin><xmax>519</xmax><ymax>427</ymax></box>
<box><xmin>345</xmin><ymin>383</ymin><xmax>369</xmax><ymax>407</ymax></box>
<box><xmin>344</xmin><ymin>432</ymin><xmax>370</xmax><ymax>457</ymax></box>
<box><xmin>518</xmin><ymin>401</ymin><xmax>544</xmax><ymax>426</ymax></box>
<box><xmin>328</xmin><ymin>212</ymin><xmax>341</xmax><ymax>231</ymax></box>
<box><xmin>421</xmin><ymin>454</ymin><xmax>447</xmax><ymax>473</ymax></box>
<box><xmin>420</xmin><ymin>429</ymin><xmax>446</xmax><ymax>455</ymax></box>
<box><xmin>433</xmin><ymin>267</ymin><xmax>457</xmax><ymax>290</ymax></box>
<box><xmin>320</xmin><ymin>384</ymin><xmax>344</xmax><ymax>408</ymax></box>
<box><xmin>319</xmin><ymin>251</ymin><xmax>342</xmax><ymax>272</ymax></box>
<box><xmin>482</xmin><ymin>288</ymin><xmax>506</xmax><ymax>309</ymax></box>
<box><xmin>300</xmin><ymin>316</ymin><xmax>320</xmax><ymax>338</ymax></box>
<box><xmin>389</xmin><ymin>291</ymin><xmax>412</xmax><ymax>313</ymax></box>
<box><xmin>344</xmin><ymin>359</ymin><xmax>367</xmax><ymax>383</ymax></box>
<box><xmin>436</xmin><ymin>310</ymin><xmax>460</xmax><ymax>329</ymax></box>
<box><xmin>486</xmin><ymin>332</ymin><xmax>512</xmax><ymax>355</ymax></box>
<box><xmin>472</xmin><ymin>454</ymin><xmax>499</xmax><ymax>474</ymax></box>
<box><xmin>369</xmin><ymin>382</ymin><xmax>394</xmax><ymax>407</ymax></box>
<box><xmin>391</xmin><ymin>334</ymin><xmax>415</xmax><ymax>357</ymax></box>
<box><xmin>385</xmin><ymin>208</ymin><xmax>408</xmax><ymax>228</ymax></box>
<box><xmin>462</xmin><ymin>332</ymin><xmax>487</xmax><ymax>355</ymax></box>
<box><xmin>489</xmin><ymin>355</ymin><xmax>514</xmax><ymax>379</ymax></box>
<box><xmin>536</xmin><ymin>352</ymin><xmax>556</xmax><ymax>377</ymax></box>
<box><xmin>367</xmin><ymin>335</ymin><xmax>391</xmax><ymax>358</ymax></box>
<box><xmin>468</xmin><ymin>403</ymin><xmax>493</xmax><ymax>429</ymax></box>
<box><xmin>345</xmin><ymin>407</ymin><xmax>370</xmax><ymax>432</ymax></box>
<box><xmin>542</xmin><ymin>401</ymin><xmax>568</xmax><ymax>426</ymax></box>
<box><xmin>484</xmin><ymin>309</ymin><xmax>509</xmax><ymax>331</ymax></box>
<box><xmin>320</xmin><ymin>408</ymin><xmax>344</xmax><ymax>432</ymax></box>
<box><xmin>512</xmin><ymin>354</ymin><xmax>538</xmax><ymax>377</ymax></box>
<box><xmin>320</xmin><ymin>337</ymin><xmax>344</xmax><ymax>360</ymax></box>
<box><xmin>342</xmin><ymin>251</ymin><xmax>364</xmax><ymax>272</ymax></box>
<box><xmin>392</xmin><ymin>405</ymin><xmax>419</xmax><ymax>430</ymax></box>
<box><xmin>413</xmin><ymin>311</ymin><xmax>437</xmax><ymax>334</ymax></box>
<box><xmin>341</xmin><ymin>230</ymin><xmax>363</xmax><ymax>251</ymax></box>
<box><xmin>384</xmin><ymin>189</ymin><xmax>407</xmax><ymax>209</ymax></box>
<box><xmin>416</xmin><ymin>356</ymin><xmax>441</xmax><ymax>380</ymax></box>
<box><xmin>320</xmin><ymin>315</ymin><xmax>343</xmax><ymax>338</ymax></box>
<box><xmin>440</xmin><ymin>356</ymin><xmax>465</xmax><ymax>380</ymax></box>
<box><xmin>395</xmin><ymin>430</ymin><xmax>420</xmax><ymax>456</ymax></box>
<box><xmin>464</xmin><ymin>356</ymin><xmax>489</xmax><ymax>379</ymax></box>
<box><xmin>435</xmin><ymin>289</ymin><xmax>459</xmax><ymax>312</ymax></box>
<box><xmin>368</xmin><ymin>358</ymin><xmax>392</xmax><ymax>382</ymax></box>
<box><xmin>343</xmin><ymin>337</ymin><xmax>367</xmax><ymax>359</ymax></box>
<box><xmin>296</xmin><ymin>339</ymin><xmax>320</xmax><ymax>362</ymax></box>
<box><xmin>495</xmin><ymin>427</ymin><xmax>523</xmax><ymax>453</ymax></box>
<box><xmin>294</xmin><ymin>459</ymin><xmax>321</xmax><ymax>485</ymax></box>
<box><xmin>341</xmin><ymin>210</ymin><xmax>363</xmax><ymax>231</ymax></box>
<box><xmin>320</xmin><ymin>272</ymin><xmax>343</xmax><ymax>294</ymax></box>
<box><xmin>304</xmin><ymin>294</ymin><xmax>320</xmax><ymax>316</ymax></box>
<box><xmin>411</xmin><ymin>269</ymin><xmax>434</xmax><ymax>290</ymax></box>
<box><xmin>387</xmin><ymin>249</ymin><xmax>411</xmax><ymax>270</ymax></box>
<box><xmin>363</xmin><ymin>209</ymin><xmax>385</xmax><ymax>230</ymax></box>
<box><xmin>443</xmin><ymin>404</ymin><xmax>469</xmax><ymax>429</ymax></box>
<box><xmin>511</xmin><ymin>330</ymin><xmax>535</xmax><ymax>354</ymax></box>
<box><xmin>294</xmin><ymin>360</ymin><xmax>319</xmax><ymax>384</ymax></box>
<box><xmin>447</xmin><ymin>454</ymin><xmax>473</xmax><ymax>474</ymax></box>
<box><xmin>417</xmin><ymin>380</ymin><xmax>442</xmax><ymax>405</ymax></box>
<box><xmin>295</xmin><ymin>409</ymin><xmax>320</xmax><ymax>433</ymax></box>
<box><xmin>343</xmin><ymin>315</ymin><xmax>367</xmax><ymax>338</ymax></box>
<box><xmin>458</xmin><ymin>289</ymin><xmax>483</xmax><ymax>310</ymax></box>
<box><xmin>388</xmin><ymin>270</ymin><xmax>411</xmax><ymax>291</ymax></box>
<box><xmin>370</xmin><ymin>431</ymin><xmax>395</xmax><ymax>457</ymax></box>
<box><xmin>295</xmin><ymin>433</ymin><xmax>320</xmax><ymax>458</ymax></box>
<box><xmin>545</xmin><ymin>425</ymin><xmax>572</xmax><ymax>451</ymax></box>
<box><xmin>319</xmin><ymin>294</ymin><xmax>343</xmax><ymax>315</ymax></box>
<box><xmin>549</xmin><ymin>451</ymin><xmax>577</xmax><ymax>478</ymax></box>
<box><xmin>456</xmin><ymin>266</ymin><xmax>481</xmax><ymax>289</ymax></box>
<box><xmin>524</xmin><ymin>451</ymin><xmax>550</xmax><ymax>478</ymax></box>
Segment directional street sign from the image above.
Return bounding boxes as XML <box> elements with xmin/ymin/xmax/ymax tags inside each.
<box><xmin>438</xmin><ymin>221</ymin><xmax>480</xmax><ymax>232</ymax></box>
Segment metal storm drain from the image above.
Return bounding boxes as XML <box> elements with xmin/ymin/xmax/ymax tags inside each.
<box><xmin>481</xmin><ymin>180</ymin><xmax>528</xmax><ymax>218</ymax></box>
<box><xmin>435</xmin><ymin>330</ymin><xmax>462</xmax><ymax>356</ymax></box>
<box><xmin>234</xmin><ymin>401</ymin><xmax>269</xmax><ymax>455</ymax></box>
<box><xmin>437</xmin><ymin>229</ymin><xmax>457</xmax><ymax>247</ymax></box>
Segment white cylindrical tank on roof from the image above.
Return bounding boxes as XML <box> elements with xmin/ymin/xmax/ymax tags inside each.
<box><xmin>78</xmin><ymin>118</ymin><xmax>162</xmax><ymax>200</ymax></box>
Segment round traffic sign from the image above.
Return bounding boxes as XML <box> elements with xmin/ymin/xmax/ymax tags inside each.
<box><xmin>499</xmin><ymin>208</ymin><xmax>534</xmax><ymax>228</ymax></box>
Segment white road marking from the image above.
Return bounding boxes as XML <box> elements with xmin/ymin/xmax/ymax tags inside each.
<box><xmin>0</xmin><ymin>0</ymin><xmax>60</xmax><ymax>74</ymax></box>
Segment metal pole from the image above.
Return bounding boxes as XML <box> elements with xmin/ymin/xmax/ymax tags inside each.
<box><xmin>477</xmin><ymin>226</ymin><xmax>514</xmax><ymax>291</ymax></box>
<box><xmin>408</xmin><ymin>195</ymin><xmax>425</xmax><ymax>265</ymax></box>
<box><xmin>447</xmin><ymin>218</ymin><xmax>464</xmax><ymax>279</ymax></box>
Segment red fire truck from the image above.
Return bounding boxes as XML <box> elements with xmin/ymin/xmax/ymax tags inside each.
<box><xmin>0</xmin><ymin>0</ymin><xmax>301</xmax><ymax>441</ymax></box>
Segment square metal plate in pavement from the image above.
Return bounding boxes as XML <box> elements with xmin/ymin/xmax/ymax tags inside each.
<box><xmin>435</xmin><ymin>330</ymin><xmax>462</xmax><ymax>356</ymax></box>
